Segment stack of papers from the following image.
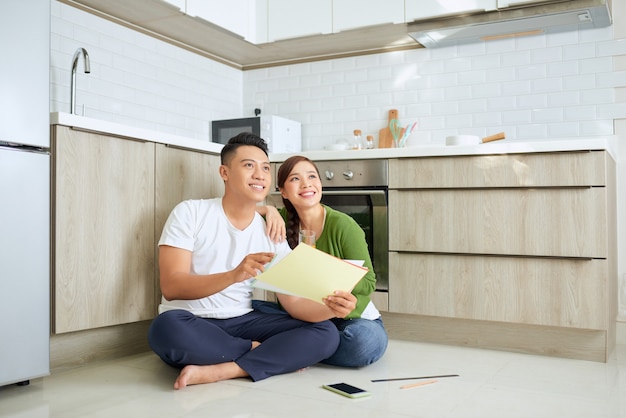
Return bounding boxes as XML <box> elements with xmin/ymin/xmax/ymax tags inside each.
<box><xmin>252</xmin><ymin>243</ymin><xmax>368</xmax><ymax>304</ymax></box>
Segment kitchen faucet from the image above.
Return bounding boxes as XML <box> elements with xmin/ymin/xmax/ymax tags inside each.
<box><xmin>70</xmin><ymin>47</ymin><xmax>90</xmax><ymax>115</ymax></box>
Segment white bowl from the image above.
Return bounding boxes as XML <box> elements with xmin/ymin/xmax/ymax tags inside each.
<box><xmin>445</xmin><ymin>135</ymin><xmax>480</xmax><ymax>146</ymax></box>
<box><xmin>325</xmin><ymin>143</ymin><xmax>349</xmax><ymax>151</ymax></box>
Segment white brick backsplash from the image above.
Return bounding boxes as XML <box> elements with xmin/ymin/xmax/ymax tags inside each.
<box><xmin>598</xmin><ymin>102</ymin><xmax>626</xmax><ymax>119</ymax></box>
<box><xmin>564</xmin><ymin>105</ymin><xmax>597</xmax><ymax>121</ymax></box>
<box><xmin>501</xmin><ymin>80</ymin><xmax>531</xmax><ymax>96</ymax></box>
<box><xmin>445</xmin><ymin>113</ymin><xmax>473</xmax><ymax>129</ymax></box>
<box><xmin>484</xmin><ymin>39</ymin><xmax>515</xmax><ymax>55</ymax></box>
<box><xmin>547</xmin><ymin>61</ymin><xmax>580</xmax><ymax>77</ymax></box>
<box><xmin>580</xmin><ymin>119</ymin><xmax>614</xmax><ymax>136</ymax></box>
<box><xmin>459</xmin><ymin>99</ymin><xmax>487</xmax><ymax>114</ymax></box>
<box><xmin>516</xmin><ymin>64</ymin><xmax>546</xmax><ymax>80</ymax></box>
<box><xmin>472</xmin><ymin>54</ymin><xmax>503</xmax><ymax>70</ymax></box>
<box><xmin>599</xmin><ymin>38</ymin><xmax>626</xmax><ymax>57</ymax></box>
<box><xmin>501</xmin><ymin>110</ymin><xmax>530</xmax><ymax>125</ymax></box>
<box><xmin>532</xmin><ymin>46</ymin><xmax>564</xmax><ymax>63</ymax></box>
<box><xmin>52</xmin><ymin>4</ymin><xmax>242</xmax><ymax>140</ymax></box>
<box><xmin>532</xmin><ymin>77</ymin><xmax>564</xmax><ymax>93</ymax></box>
<box><xmin>486</xmin><ymin>67</ymin><xmax>516</xmax><ymax>83</ymax></box>
<box><xmin>458</xmin><ymin>69</ymin><xmax>487</xmax><ymax>85</ymax></box>
<box><xmin>597</xmin><ymin>71</ymin><xmax>626</xmax><ymax>88</ymax></box>
<box><xmin>579</xmin><ymin>57</ymin><xmax>612</xmax><ymax>74</ymax></box>
<box><xmin>548</xmin><ymin>122</ymin><xmax>580</xmax><ymax>137</ymax></box>
<box><xmin>501</xmin><ymin>50</ymin><xmax>530</xmax><ymax>67</ymax></box>
<box><xmin>563</xmin><ymin>42</ymin><xmax>597</xmax><ymax>61</ymax></box>
<box><xmin>532</xmin><ymin>108</ymin><xmax>563</xmax><ymax>123</ymax></box>
<box><xmin>445</xmin><ymin>85</ymin><xmax>473</xmax><ymax>101</ymax></box>
<box><xmin>548</xmin><ymin>91</ymin><xmax>580</xmax><ymax>107</ymax></box>
<box><xmin>581</xmin><ymin>88</ymin><xmax>614</xmax><ymax>105</ymax></box>
<box><xmin>564</xmin><ymin>74</ymin><xmax>597</xmax><ymax>90</ymax></box>
<box><xmin>517</xmin><ymin>124</ymin><xmax>547</xmax><ymax>139</ymax></box>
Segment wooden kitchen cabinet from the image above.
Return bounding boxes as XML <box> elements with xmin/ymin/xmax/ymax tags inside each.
<box><xmin>155</xmin><ymin>143</ymin><xmax>224</xmax><ymax>240</ymax></box>
<box><xmin>49</xmin><ymin>129</ymin><xmax>225</xmax><ymax>369</ymax></box>
<box><xmin>154</xmin><ymin>144</ymin><xmax>223</xmax><ymax>306</ymax></box>
<box><xmin>52</xmin><ymin>126</ymin><xmax>156</xmax><ymax>334</ymax></box>
<box><xmin>386</xmin><ymin>150</ymin><xmax>617</xmax><ymax>361</ymax></box>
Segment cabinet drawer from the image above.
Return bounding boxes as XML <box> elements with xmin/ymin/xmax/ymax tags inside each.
<box><xmin>388</xmin><ymin>253</ymin><xmax>608</xmax><ymax>329</ymax></box>
<box><xmin>389</xmin><ymin>187</ymin><xmax>607</xmax><ymax>258</ymax></box>
<box><xmin>389</xmin><ymin>151</ymin><xmax>607</xmax><ymax>189</ymax></box>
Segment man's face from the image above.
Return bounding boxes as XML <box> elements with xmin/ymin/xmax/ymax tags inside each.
<box><xmin>221</xmin><ymin>145</ymin><xmax>272</xmax><ymax>203</ymax></box>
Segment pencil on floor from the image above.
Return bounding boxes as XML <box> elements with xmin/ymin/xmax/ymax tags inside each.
<box><xmin>400</xmin><ymin>379</ymin><xmax>438</xmax><ymax>389</ymax></box>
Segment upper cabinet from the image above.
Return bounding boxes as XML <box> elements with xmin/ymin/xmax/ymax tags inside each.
<box><xmin>267</xmin><ymin>0</ymin><xmax>332</xmax><ymax>41</ymax></box>
<box><xmin>405</xmin><ymin>0</ymin><xmax>497</xmax><ymax>22</ymax></box>
<box><xmin>333</xmin><ymin>0</ymin><xmax>404</xmax><ymax>32</ymax></box>
<box><xmin>170</xmin><ymin>0</ymin><xmax>268</xmax><ymax>44</ymax></box>
<box><xmin>497</xmin><ymin>0</ymin><xmax>573</xmax><ymax>7</ymax></box>
<box><xmin>60</xmin><ymin>0</ymin><xmax>607</xmax><ymax>68</ymax></box>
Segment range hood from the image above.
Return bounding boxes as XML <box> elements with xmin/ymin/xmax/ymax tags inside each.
<box><xmin>408</xmin><ymin>0</ymin><xmax>612</xmax><ymax>48</ymax></box>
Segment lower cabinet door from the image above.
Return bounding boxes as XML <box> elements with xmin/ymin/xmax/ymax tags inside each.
<box><xmin>54</xmin><ymin>127</ymin><xmax>156</xmax><ymax>333</ymax></box>
<box><xmin>389</xmin><ymin>187</ymin><xmax>607</xmax><ymax>258</ymax></box>
<box><xmin>388</xmin><ymin>252</ymin><xmax>608</xmax><ymax>330</ymax></box>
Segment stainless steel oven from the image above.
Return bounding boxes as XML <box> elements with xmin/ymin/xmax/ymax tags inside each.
<box><xmin>270</xmin><ymin>159</ymin><xmax>388</xmax><ymax>291</ymax></box>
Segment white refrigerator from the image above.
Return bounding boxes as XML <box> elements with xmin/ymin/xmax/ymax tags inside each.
<box><xmin>0</xmin><ymin>0</ymin><xmax>51</xmax><ymax>386</ymax></box>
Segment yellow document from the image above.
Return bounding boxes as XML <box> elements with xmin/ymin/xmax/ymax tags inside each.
<box><xmin>252</xmin><ymin>243</ymin><xmax>368</xmax><ymax>304</ymax></box>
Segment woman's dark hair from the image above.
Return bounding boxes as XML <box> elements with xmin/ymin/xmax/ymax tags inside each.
<box><xmin>276</xmin><ymin>155</ymin><xmax>320</xmax><ymax>249</ymax></box>
<box><xmin>220</xmin><ymin>132</ymin><xmax>268</xmax><ymax>165</ymax></box>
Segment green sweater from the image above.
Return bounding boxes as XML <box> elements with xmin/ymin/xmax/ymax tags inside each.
<box><xmin>279</xmin><ymin>205</ymin><xmax>376</xmax><ymax>319</ymax></box>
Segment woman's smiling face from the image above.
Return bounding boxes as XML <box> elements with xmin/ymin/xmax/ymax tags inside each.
<box><xmin>279</xmin><ymin>160</ymin><xmax>322</xmax><ymax>209</ymax></box>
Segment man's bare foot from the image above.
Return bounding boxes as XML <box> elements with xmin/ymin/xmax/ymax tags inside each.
<box><xmin>173</xmin><ymin>341</ymin><xmax>260</xmax><ymax>389</ymax></box>
<box><xmin>174</xmin><ymin>362</ymin><xmax>249</xmax><ymax>389</ymax></box>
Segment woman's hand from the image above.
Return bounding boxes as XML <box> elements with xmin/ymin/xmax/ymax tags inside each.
<box><xmin>323</xmin><ymin>290</ymin><xmax>357</xmax><ymax>319</ymax></box>
<box><xmin>263</xmin><ymin>205</ymin><xmax>286</xmax><ymax>243</ymax></box>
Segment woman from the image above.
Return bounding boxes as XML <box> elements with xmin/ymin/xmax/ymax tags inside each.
<box><xmin>257</xmin><ymin>155</ymin><xmax>388</xmax><ymax>367</ymax></box>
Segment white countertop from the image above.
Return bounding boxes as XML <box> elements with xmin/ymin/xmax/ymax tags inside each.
<box><xmin>51</xmin><ymin>112</ymin><xmax>618</xmax><ymax>161</ymax></box>
<box><xmin>50</xmin><ymin>112</ymin><xmax>224</xmax><ymax>154</ymax></box>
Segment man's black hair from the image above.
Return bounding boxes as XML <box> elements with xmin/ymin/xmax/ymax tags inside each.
<box><xmin>220</xmin><ymin>132</ymin><xmax>269</xmax><ymax>165</ymax></box>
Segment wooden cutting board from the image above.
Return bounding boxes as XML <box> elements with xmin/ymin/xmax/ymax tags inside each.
<box><xmin>378</xmin><ymin>109</ymin><xmax>397</xmax><ymax>148</ymax></box>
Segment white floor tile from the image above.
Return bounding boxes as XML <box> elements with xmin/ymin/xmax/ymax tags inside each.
<box><xmin>1</xmin><ymin>339</ymin><xmax>625</xmax><ymax>418</ymax></box>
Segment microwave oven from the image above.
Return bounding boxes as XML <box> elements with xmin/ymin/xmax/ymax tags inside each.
<box><xmin>211</xmin><ymin>115</ymin><xmax>302</xmax><ymax>154</ymax></box>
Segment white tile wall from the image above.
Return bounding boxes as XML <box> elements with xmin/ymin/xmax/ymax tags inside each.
<box><xmin>50</xmin><ymin>2</ymin><xmax>243</xmax><ymax>141</ymax></box>
<box><xmin>244</xmin><ymin>28</ymin><xmax>623</xmax><ymax>151</ymax></box>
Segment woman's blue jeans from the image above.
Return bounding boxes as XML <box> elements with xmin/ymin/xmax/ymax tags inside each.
<box><xmin>252</xmin><ymin>300</ymin><xmax>388</xmax><ymax>368</ymax></box>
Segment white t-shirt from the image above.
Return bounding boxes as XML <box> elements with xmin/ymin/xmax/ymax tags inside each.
<box><xmin>158</xmin><ymin>198</ymin><xmax>290</xmax><ymax>319</ymax></box>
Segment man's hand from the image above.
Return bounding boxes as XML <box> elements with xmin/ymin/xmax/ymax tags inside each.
<box><xmin>231</xmin><ymin>252</ymin><xmax>275</xmax><ymax>282</ymax></box>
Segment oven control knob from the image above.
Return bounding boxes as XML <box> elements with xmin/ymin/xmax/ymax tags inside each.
<box><xmin>325</xmin><ymin>170</ymin><xmax>334</xmax><ymax>180</ymax></box>
<box><xmin>343</xmin><ymin>170</ymin><xmax>354</xmax><ymax>180</ymax></box>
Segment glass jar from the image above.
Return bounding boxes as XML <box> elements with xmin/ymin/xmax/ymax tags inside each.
<box><xmin>365</xmin><ymin>135</ymin><xmax>374</xmax><ymax>149</ymax></box>
<box><xmin>352</xmin><ymin>129</ymin><xmax>363</xmax><ymax>150</ymax></box>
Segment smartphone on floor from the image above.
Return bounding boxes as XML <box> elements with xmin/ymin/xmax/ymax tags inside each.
<box><xmin>322</xmin><ymin>382</ymin><xmax>371</xmax><ymax>399</ymax></box>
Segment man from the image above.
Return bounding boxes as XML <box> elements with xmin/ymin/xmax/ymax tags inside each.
<box><xmin>148</xmin><ymin>132</ymin><xmax>339</xmax><ymax>389</ymax></box>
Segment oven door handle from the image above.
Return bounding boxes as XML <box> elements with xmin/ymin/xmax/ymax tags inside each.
<box><xmin>322</xmin><ymin>190</ymin><xmax>387</xmax><ymax>206</ymax></box>
<box><xmin>270</xmin><ymin>189</ymin><xmax>387</xmax><ymax>206</ymax></box>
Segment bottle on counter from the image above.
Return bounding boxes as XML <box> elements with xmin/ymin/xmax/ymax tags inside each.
<box><xmin>352</xmin><ymin>129</ymin><xmax>363</xmax><ymax>150</ymax></box>
<box><xmin>365</xmin><ymin>135</ymin><xmax>374</xmax><ymax>149</ymax></box>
